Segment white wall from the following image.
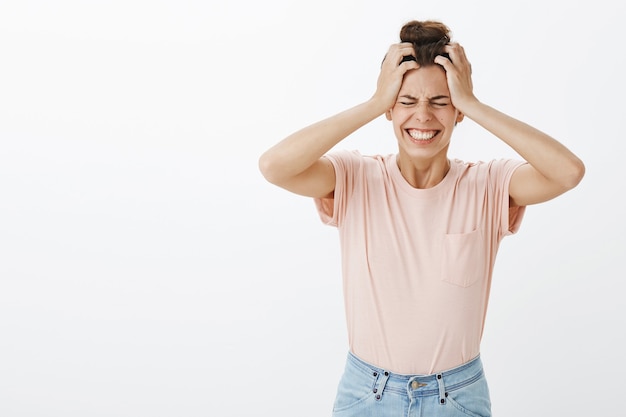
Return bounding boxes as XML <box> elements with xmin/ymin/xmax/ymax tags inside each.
<box><xmin>0</xmin><ymin>1</ymin><xmax>623</xmax><ymax>416</ymax></box>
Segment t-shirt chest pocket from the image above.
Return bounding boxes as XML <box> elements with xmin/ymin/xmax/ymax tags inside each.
<box><xmin>440</xmin><ymin>228</ymin><xmax>487</xmax><ymax>287</ymax></box>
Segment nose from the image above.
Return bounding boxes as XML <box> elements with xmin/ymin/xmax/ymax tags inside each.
<box><xmin>413</xmin><ymin>102</ymin><xmax>433</xmax><ymax>122</ymax></box>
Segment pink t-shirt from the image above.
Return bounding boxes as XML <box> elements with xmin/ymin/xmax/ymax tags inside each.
<box><xmin>315</xmin><ymin>150</ymin><xmax>526</xmax><ymax>374</ymax></box>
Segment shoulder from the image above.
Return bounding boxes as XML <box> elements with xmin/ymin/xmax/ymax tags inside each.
<box><xmin>324</xmin><ymin>150</ymin><xmax>395</xmax><ymax>172</ymax></box>
<box><xmin>453</xmin><ymin>158</ymin><xmax>525</xmax><ymax>179</ymax></box>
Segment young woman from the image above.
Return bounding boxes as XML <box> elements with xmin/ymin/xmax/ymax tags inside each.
<box><xmin>258</xmin><ymin>20</ymin><xmax>584</xmax><ymax>417</ymax></box>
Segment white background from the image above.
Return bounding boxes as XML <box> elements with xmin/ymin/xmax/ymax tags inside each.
<box><xmin>1</xmin><ymin>1</ymin><xmax>624</xmax><ymax>416</ymax></box>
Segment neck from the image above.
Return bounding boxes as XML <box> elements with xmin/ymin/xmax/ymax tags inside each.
<box><xmin>396</xmin><ymin>154</ymin><xmax>451</xmax><ymax>189</ymax></box>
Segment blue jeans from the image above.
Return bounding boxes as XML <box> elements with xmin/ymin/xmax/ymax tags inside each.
<box><xmin>332</xmin><ymin>352</ymin><xmax>491</xmax><ymax>417</ymax></box>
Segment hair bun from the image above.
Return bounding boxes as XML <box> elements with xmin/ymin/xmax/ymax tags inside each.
<box><xmin>400</xmin><ymin>20</ymin><xmax>450</xmax><ymax>44</ymax></box>
<box><xmin>399</xmin><ymin>20</ymin><xmax>451</xmax><ymax>64</ymax></box>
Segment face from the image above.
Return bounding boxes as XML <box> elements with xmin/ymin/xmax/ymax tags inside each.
<box><xmin>386</xmin><ymin>65</ymin><xmax>464</xmax><ymax>162</ymax></box>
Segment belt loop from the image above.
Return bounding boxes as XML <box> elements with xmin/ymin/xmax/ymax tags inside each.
<box><xmin>374</xmin><ymin>370</ymin><xmax>390</xmax><ymax>401</ymax></box>
<box><xmin>436</xmin><ymin>373</ymin><xmax>446</xmax><ymax>405</ymax></box>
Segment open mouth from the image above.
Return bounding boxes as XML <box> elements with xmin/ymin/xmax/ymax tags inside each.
<box><xmin>406</xmin><ymin>129</ymin><xmax>439</xmax><ymax>143</ymax></box>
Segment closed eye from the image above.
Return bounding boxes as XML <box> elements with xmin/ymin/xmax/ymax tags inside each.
<box><xmin>398</xmin><ymin>94</ymin><xmax>451</xmax><ymax>107</ymax></box>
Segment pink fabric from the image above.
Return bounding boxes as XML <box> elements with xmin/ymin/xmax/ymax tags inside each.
<box><xmin>315</xmin><ymin>150</ymin><xmax>526</xmax><ymax>374</ymax></box>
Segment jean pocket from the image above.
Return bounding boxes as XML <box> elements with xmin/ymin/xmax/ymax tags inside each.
<box><xmin>332</xmin><ymin>367</ymin><xmax>376</xmax><ymax>413</ymax></box>
<box><xmin>445</xmin><ymin>375</ymin><xmax>492</xmax><ymax>417</ymax></box>
<box><xmin>441</xmin><ymin>229</ymin><xmax>486</xmax><ymax>288</ymax></box>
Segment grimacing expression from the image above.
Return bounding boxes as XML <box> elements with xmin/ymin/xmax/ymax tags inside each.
<box><xmin>386</xmin><ymin>65</ymin><xmax>463</xmax><ymax>160</ymax></box>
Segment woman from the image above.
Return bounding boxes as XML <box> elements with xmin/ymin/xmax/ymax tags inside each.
<box><xmin>258</xmin><ymin>20</ymin><xmax>584</xmax><ymax>417</ymax></box>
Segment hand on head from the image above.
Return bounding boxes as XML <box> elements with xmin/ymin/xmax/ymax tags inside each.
<box><xmin>374</xmin><ymin>39</ymin><xmax>477</xmax><ymax>116</ymax></box>
<box><xmin>434</xmin><ymin>43</ymin><xmax>477</xmax><ymax>111</ymax></box>
<box><xmin>373</xmin><ymin>43</ymin><xmax>419</xmax><ymax>111</ymax></box>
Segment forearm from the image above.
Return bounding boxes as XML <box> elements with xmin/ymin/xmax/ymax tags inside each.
<box><xmin>259</xmin><ymin>98</ymin><xmax>386</xmax><ymax>183</ymax></box>
<box><xmin>462</xmin><ymin>100</ymin><xmax>585</xmax><ymax>188</ymax></box>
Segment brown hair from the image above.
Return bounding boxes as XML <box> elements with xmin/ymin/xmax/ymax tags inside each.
<box><xmin>399</xmin><ymin>20</ymin><xmax>451</xmax><ymax>65</ymax></box>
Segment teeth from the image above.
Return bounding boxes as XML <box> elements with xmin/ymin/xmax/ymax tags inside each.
<box><xmin>409</xmin><ymin>130</ymin><xmax>436</xmax><ymax>140</ymax></box>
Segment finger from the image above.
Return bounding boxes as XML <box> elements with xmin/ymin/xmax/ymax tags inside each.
<box><xmin>382</xmin><ymin>44</ymin><xmax>415</xmax><ymax>67</ymax></box>
<box><xmin>391</xmin><ymin>43</ymin><xmax>416</xmax><ymax>60</ymax></box>
<box><xmin>387</xmin><ymin>42</ymin><xmax>414</xmax><ymax>55</ymax></box>
<box><xmin>434</xmin><ymin>55</ymin><xmax>453</xmax><ymax>72</ymax></box>
<box><xmin>443</xmin><ymin>43</ymin><xmax>470</xmax><ymax>66</ymax></box>
<box><xmin>400</xmin><ymin>54</ymin><xmax>417</xmax><ymax>64</ymax></box>
<box><xmin>399</xmin><ymin>60</ymin><xmax>419</xmax><ymax>72</ymax></box>
<box><xmin>444</xmin><ymin>45</ymin><xmax>473</xmax><ymax>77</ymax></box>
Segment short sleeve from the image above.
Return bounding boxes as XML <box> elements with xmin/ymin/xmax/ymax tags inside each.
<box><xmin>314</xmin><ymin>150</ymin><xmax>362</xmax><ymax>227</ymax></box>
<box><xmin>489</xmin><ymin>159</ymin><xmax>528</xmax><ymax>239</ymax></box>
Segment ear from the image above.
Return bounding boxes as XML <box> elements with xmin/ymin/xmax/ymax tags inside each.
<box><xmin>455</xmin><ymin>111</ymin><xmax>464</xmax><ymax>124</ymax></box>
<box><xmin>385</xmin><ymin>109</ymin><xmax>393</xmax><ymax>121</ymax></box>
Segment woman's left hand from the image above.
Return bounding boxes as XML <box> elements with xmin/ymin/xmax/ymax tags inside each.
<box><xmin>434</xmin><ymin>43</ymin><xmax>478</xmax><ymax>111</ymax></box>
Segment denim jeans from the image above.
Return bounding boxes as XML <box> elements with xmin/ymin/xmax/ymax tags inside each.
<box><xmin>332</xmin><ymin>352</ymin><xmax>491</xmax><ymax>417</ymax></box>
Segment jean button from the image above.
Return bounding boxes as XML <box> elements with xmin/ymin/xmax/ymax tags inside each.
<box><xmin>411</xmin><ymin>381</ymin><xmax>419</xmax><ymax>389</ymax></box>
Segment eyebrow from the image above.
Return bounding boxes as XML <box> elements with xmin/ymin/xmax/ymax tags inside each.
<box><xmin>399</xmin><ymin>94</ymin><xmax>451</xmax><ymax>101</ymax></box>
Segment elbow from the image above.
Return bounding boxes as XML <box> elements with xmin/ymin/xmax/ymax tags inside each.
<box><xmin>258</xmin><ymin>151</ymin><xmax>282</xmax><ymax>185</ymax></box>
<box><xmin>562</xmin><ymin>157</ymin><xmax>586</xmax><ymax>191</ymax></box>
<box><xmin>258</xmin><ymin>152</ymin><xmax>273</xmax><ymax>182</ymax></box>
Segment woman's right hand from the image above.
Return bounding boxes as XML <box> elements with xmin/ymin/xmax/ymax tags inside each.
<box><xmin>372</xmin><ymin>43</ymin><xmax>420</xmax><ymax>111</ymax></box>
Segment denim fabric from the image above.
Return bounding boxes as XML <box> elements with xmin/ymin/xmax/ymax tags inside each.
<box><xmin>332</xmin><ymin>352</ymin><xmax>491</xmax><ymax>417</ymax></box>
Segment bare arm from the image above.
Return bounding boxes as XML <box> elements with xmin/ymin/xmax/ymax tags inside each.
<box><xmin>258</xmin><ymin>43</ymin><xmax>419</xmax><ymax>198</ymax></box>
<box><xmin>435</xmin><ymin>44</ymin><xmax>585</xmax><ymax>206</ymax></box>
<box><xmin>258</xmin><ymin>101</ymin><xmax>386</xmax><ymax>198</ymax></box>
<box><xmin>454</xmin><ymin>102</ymin><xmax>585</xmax><ymax>206</ymax></box>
